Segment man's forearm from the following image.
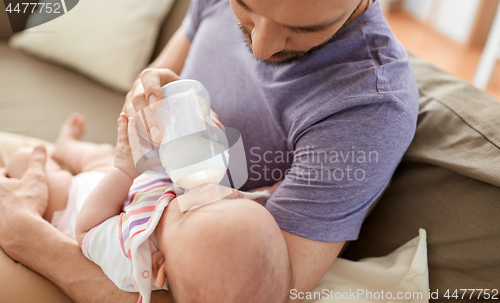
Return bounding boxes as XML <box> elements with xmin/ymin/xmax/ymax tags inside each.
<box><xmin>147</xmin><ymin>27</ymin><xmax>191</xmax><ymax>75</ymax></box>
<box><xmin>282</xmin><ymin>230</ymin><xmax>345</xmax><ymax>303</ymax></box>
<box><xmin>5</xmin><ymin>213</ymin><xmax>172</xmax><ymax>303</ymax></box>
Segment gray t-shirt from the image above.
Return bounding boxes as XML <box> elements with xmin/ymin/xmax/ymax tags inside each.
<box><xmin>180</xmin><ymin>0</ymin><xmax>419</xmax><ymax>242</ymax></box>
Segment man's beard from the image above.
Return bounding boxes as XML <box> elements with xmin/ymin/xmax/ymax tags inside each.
<box><xmin>236</xmin><ymin>0</ymin><xmax>368</xmax><ymax>66</ymax></box>
<box><xmin>237</xmin><ymin>22</ymin><xmax>334</xmax><ymax>66</ymax></box>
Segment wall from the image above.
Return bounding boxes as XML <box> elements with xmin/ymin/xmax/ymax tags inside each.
<box><xmin>404</xmin><ymin>0</ymin><xmax>434</xmax><ymax>21</ymax></box>
<box><xmin>404</xmin><ymin>0</ymin><xmax>481</xmax><ymax>43</ymax></box>
<box><xmin>435</xmin><ymin>0</ymin><xmax>480</xmax><ymax>43</ymax></box>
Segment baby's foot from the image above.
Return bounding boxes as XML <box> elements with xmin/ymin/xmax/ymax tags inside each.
<box><xmin>56</xmin><ymin>113</ymin><xmax>87</xmax><ymax>143</ymax></box>
<box><xmin>53</xmin><ymin>113</ymin><xmax>87</xmax><ymax>163</ymax></box>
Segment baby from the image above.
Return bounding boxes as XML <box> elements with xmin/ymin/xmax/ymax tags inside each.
<box><xmin>6</xmin><ymin>113</ymin><xmax>292</xmax><ymax>303</ymax></box>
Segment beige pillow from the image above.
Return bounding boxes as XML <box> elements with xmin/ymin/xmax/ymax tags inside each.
<box><xmin>305</xmin><ymin>229</ymin><xmax>428</xmax><ymax>303</ymax></box>
<box><xmin>9</xmin><ymin>0</ymin><xmax>174</xmax><ymax>92</ymax></box>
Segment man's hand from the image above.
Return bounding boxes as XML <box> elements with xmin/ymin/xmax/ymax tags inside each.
<box><xmin>0</xmin><ymin>145</ymin><xmax>48</xmax><ymax>250</ymax></box>
<box><xmin>249</xmin><ymin>179</ymin><xmax>284</xmax><ymax>205</ymax></box>
<box><xmin>122</xmin><ymin>68</ymin><xmax>181</xmax><ymax>143</ymax></box>
<box><xmin>0</xmin><ymin>145</ymin><xmax>48</xmax><ymax>217</ymax></box>
<box><xmin>122</xmin><ymin>68</ymin><xmax>225</xmax><ymax>143</ymax></box>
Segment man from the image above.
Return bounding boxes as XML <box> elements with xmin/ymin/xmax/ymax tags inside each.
<box><xmin>0</xmin><ymin>0</ymin><xmax>418</xmax><ymax>302</ymax></box>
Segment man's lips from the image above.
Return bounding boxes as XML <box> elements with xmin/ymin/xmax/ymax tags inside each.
<box><xmin>266</xmin><ymin>56</ymin><xmax>282</xmax><ymax>62</ymax></box>
<box><xmin>266</xmin><ymin>52</ymin><xmax>303</xmax><ymax>62</ymax></box>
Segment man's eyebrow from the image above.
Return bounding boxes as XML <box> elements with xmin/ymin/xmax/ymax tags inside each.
<box><xmin>235</xmin><ymin>0</ymin><xmax>253</xmax><ymax>12</ymax></box>
<box><xmin>235</xmin><ymin>0</ymin><xmax>342</xmax><ymax>33</ymax></box>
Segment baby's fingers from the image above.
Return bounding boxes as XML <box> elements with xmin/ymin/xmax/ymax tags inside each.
<box><xmin>117</xmin><ymin>113</ymin><xmax>130</xmax><ymax>146</ymax></box>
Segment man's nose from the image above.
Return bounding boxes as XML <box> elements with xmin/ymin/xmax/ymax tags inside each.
<box><xmin>251</xmin><ymin>16</ymin><xmax>287</xmax><ymax>60</ymax></box>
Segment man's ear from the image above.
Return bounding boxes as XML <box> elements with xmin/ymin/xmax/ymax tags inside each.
<box><xmin>152</xmin><ymin>251</ymin><xmax>167</xmax><ymax>288</ymax></box>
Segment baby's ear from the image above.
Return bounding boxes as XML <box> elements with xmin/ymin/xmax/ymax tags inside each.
<box><xmin>152</xmin><ymin>251</ymin><xmax>167</xmax><ymax>289</ymax></box>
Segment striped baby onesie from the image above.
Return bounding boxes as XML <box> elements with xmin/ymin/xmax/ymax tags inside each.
<box><xmin>82</xmin><ymin>171</ymin><xmax>176</xmax><ymax>303</ymax></box>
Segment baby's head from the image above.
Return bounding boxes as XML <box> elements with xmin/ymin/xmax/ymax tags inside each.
<box><xmin>153</xmin><ymin>184</ymin><xmax>292</xmax><ymax>303</ymax></box>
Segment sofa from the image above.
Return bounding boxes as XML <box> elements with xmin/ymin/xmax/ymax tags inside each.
<box><xmin>1</xmin><ymin>0</ymin><xmax>499</xmax><ymax>302</ymax></box>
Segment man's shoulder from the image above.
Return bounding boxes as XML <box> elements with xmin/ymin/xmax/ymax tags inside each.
<box><xmin>193</xmin><ymin>0</ymin><xmax>228</xmax><ymax>16</ymax></box>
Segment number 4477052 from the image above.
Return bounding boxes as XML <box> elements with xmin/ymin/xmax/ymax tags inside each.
<box><xmin>444</xmin><ymin>289</ymin><xmax>499</xmax><ymax>300</ymax></box>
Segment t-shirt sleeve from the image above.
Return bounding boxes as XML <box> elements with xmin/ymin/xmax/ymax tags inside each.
<box><xmin>265</xmin><ymin>95</ymin><xmax>416</xmax><ymax>242</ymax></box>
<box><xmin>182</xmin><ymin>0</ymin><xmax>220</xmax><ymax>42</ymax></box>
<box><xmin>82</xmin><ymin>224</ymin><xmax>99</xmax><ymax>261</ymax></box>
<box><xmin>82</xmin><ymin>216</ymin><xmax>136</xmax><ymax>292</ymax></box>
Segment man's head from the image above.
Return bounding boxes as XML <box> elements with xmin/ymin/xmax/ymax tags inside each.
<box><xmin>230</xmin><ymin>0</ymin><xmax>370</xmax><ymax>65</ymax></box>
<box><xmin>153</xmin><ymin>184</ymin><xmax>292</xmax><ymax>303</ymax></box>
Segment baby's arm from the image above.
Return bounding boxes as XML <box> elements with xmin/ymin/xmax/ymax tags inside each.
<box><xmin>75</xmin><ymin>113</ymin><xmax>141</xmax><ymax>246</ymax></box>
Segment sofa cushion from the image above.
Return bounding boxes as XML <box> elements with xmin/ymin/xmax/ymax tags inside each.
<box><xmin>0</xmin><ymin>41</ymin><xmax>125</xmax><ymax>144</ymax></box>
<box><xmin>342</xmin><ymin>55</ymin><xmax>500</xmax><ymax>301</ymax></box>
<box><xmin>9</xmin><ymin>0</ymin><xmax>175</xmax><ymax>92</ymax></box>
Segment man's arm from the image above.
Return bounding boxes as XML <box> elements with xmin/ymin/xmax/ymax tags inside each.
<box><xmin>0</xmin><ymin>146</ymin><xmax>173</xmax><ymax>303</ymax></box>
<box><xmin>122</xmin><ymin>27</ymin><xmax>190</xmax><ymax>118</ymax></box>
<box><xmin>148</xmin><ymin>27</ymin><xmax>191</xmax><ymax>75</ymax></box>
<box><xmin>8</xmin><ymin>214</ymin><xmax>173</xmax><ymax>303</ymax></box>
<box><xmin>283</xmin><ymin>231</ymin><xmax>344</xmax><ymax>303</ymax></box>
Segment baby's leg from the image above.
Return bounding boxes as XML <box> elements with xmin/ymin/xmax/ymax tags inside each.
<box><xmin>52</xmin><ymin>113</ymin><xmax>115</xmax><ymax>174</ymax></box>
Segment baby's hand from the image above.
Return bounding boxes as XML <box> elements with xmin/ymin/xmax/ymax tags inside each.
<box><xmin>115</xmin><ymin>113</ymin><xmax>140</xmax><ymax>179</ymax></box>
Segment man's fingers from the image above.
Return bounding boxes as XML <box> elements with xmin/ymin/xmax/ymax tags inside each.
<box><xmin>140</xmin><ymin>69</ymin><xmax>163</xmax><ymax>111</ymax></box>
<box><xmin>210</xmin><ymin>109</ymin><xmax>225</xmax><ymax>132</ymax></box>
<box><xmin>139</xmin><ymin>106</ymin><xmax>164</xmax><ymax>143</ymax></box>
<box><xmin>22</xmin><ymin>145</ymin><xmax>47</xmax><ymax>181</ymax></box>
<box><xmin>130</xmin><ymin>77</ymin><xmax>164</xmax><ymax>143</ymax></box>
<box><xmin>131</xmin><ymin>80</ymin><xmax>148</xmax><ymax>113</ymax></box>
<box><xmin>141</xmin><ymin>68</ymin><xmax>181</xmax><ymax>111</ymax></box>
<box><xmin>269</xmin><ymin>179</ymin><xmax>284</xmax><ymax>194</ymax></box>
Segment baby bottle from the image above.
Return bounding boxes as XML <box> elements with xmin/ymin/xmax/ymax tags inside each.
<box><xmin>156</xmin><ymin>80</ymin><xmax>229</xmax><ymax>190</ymax></box>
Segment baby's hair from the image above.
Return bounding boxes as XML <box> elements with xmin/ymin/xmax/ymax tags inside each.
<box><xmin>168</xmin><ymin>244</ymin><xmax>292</xmax><ymax>303</ymax></box>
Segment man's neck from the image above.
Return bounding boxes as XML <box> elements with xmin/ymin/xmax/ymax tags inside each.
<box><xmin>346</xmin><ymin>0</ymin><xmax>374</xmax><ymax>27</ymax></box>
